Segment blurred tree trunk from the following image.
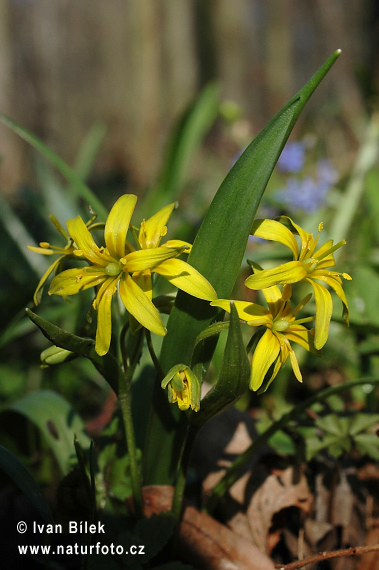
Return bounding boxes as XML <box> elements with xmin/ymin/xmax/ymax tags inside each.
<box><xmin>0</xmin><ymin>0</ymin><xmax>374</xmax><ymax>196</ymax></box>
<box><xmin>316</xmin><ymin>0</ymin><xmax>367</xmax><ymax>134</ymax></box>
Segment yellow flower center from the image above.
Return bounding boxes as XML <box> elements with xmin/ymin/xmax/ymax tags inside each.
<box><xmin>106</xmin><ymin>262</ymin><xmax>121</xmax><ymax>276</ymax></box>
<box><xmin>272</xmin><ymin>318</ymin><xmax>290</xmax><ymax>332</ymax></box>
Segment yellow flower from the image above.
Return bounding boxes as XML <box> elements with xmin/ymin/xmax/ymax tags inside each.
<box><xmin>211</xmin><ymin>284</ymin><xmax>319</xmax><ymax>391</ymax></box>
<box><xmin>245</xmin><ymin>218</ymin><xmax>351</xmax><ymax>349</ymax></box>
<box><xmin>134</xmin><ymin>202</ymin><xmax>217</xmax><ymax>302</ymax></box>
<box><xmin>49</xmin><ymin>195</ymin><xmax>217</xmax><ymax>356</ymax></box>
<box><xmin>49</xmin><ymin>194</ymin><xmax>176</xmax><ymax>356</ymax></box>
<box><xmin>27</xmin><ymin>215</ymin><xmax>83</xmax><ymax>305</ymax></box>
<box><xmin>161</xmin><ymin>364</ymin><xmax>201</xmax><ymax>411</ymax></box>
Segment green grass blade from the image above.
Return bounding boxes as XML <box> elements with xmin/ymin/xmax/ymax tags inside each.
<box><xmin>73</xmin><ymin>121</ymin><xmax>107</xmax><ymax>181</ymax></box>
<box><xmin>143</xmin><ymin>82</ymin><xmax>220</xmax><ymax>215</ymax></box>
<box><xmin>143</xmin><ymin>50</ymin><xmax>342</xmax><ymax>485</ymax></box>
<box><xmin>0</xmin><ymin>113</ymin><xmax>107</xmax><ymax>219</ymax></box>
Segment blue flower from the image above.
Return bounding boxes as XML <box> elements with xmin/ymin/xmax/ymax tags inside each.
<box><xmin>277</xmin><ymin>142</ymin><xmax>306</xmax><ymax>174</ymax></box>
<box><xmin>275</xmin><ymin>159</ymin><xmax>338</xmax><ymax>214</ymax></box>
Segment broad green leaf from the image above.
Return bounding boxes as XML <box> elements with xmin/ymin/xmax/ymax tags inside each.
<box><xmin>144</xmin><ymin>50</ymin><xmax>342</xmax><ymax>484</ymax></box>
<box><xmin>0</xmin><ymin>445</ymin><xmax>53</xmax><ymax>524</ymax></box>
<box><xmin>26</xmin><ymin>308</ymin><xmax>122</xmax><ymax>394</ymax></box>
<box><xmin>5</xmin><ymin>390</ymin><xmax>90</xmax><ymax>474</ymax></box>
<box><xmin>0</xmin><ymin>113</ymin><xmax>107</xmax><ymax>219</ymax></box>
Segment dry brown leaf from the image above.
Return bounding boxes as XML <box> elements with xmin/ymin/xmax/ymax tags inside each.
<box><xmin>141</xmin><ymin>485</ymin><xmax>276</xmax><ymax>570</ymax></box>
<box><xmin>246</xmin><ymin>466</ymin><xmax>313</xmax><ymax>554</ymax></box>
<box><xmin>304</xmin><ymin>518</ymin><xmax>333</xmax><ymax>546</ymax></box>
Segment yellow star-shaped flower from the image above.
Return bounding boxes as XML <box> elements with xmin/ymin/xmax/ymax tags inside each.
<box><xmin>245</xmin><ymin>217</ymin><xmax>351</xmax><ymax>349</ymax></box>
<box><xmin>212</xmin><ymin>284</ymin><xmax>319</xmax><ymax>391</ymax></box>
<box><xmin>49</xmin><ymin>195</ymin><xmax>217</xmax><ymax>356</ymax></box>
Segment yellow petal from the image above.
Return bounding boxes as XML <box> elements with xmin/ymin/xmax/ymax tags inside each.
<box><xmin>94</xmin><ymin>278</ymin><xmax>118</xmax><ymax>356</ymax></box>
<box><xmin>153</xmin><ymin>258</ymin><xmax>217</xmax><ymax>301</ymax></box>
<box><xmin>104</xmin><ymin>194</ymin><xmax>137</xmax><ymax>259</ymax></box>
<box><xmin>49</xmin><ymin>267</ymin><xmax>107</xmax><ymax>296</ymax></box>
<box><xmin>119</xmin><ymin>273</ymin><xmax>166</xmax><ymax>336</ymax></box>
<box><xmin>163</xmin><ymin>239</ymin><xmax>192</xmax><ymax>253</ymax></box>
<box><xmin>124</xmin><ymin>246</ymin><xmax>185</xmax><ymax>272</ymax></box>
<box><xmin>132</xmin><ymin>270</ymin><xmax>153</xmax><ymax>300</ymax></box>
<box><xmin>251</xmin><ymin>218</ymin><xmax>299</xmax><ymax>258</ymax></box>
<box><xmin>245</xmin><ymin>261</ymin><xmax>307</xmax><ymax>290</ymax></box>
<box><xmin>250</xmin><ymin>329</ymin><xmax>281</xmax><ymax>391</ymax></box>
<box><xmin>313</xmin><ymin>271</ymin><xmax>349</xmax><ymax>325</ymax></box>
<box><xmin>282</xmin><ymin>216</ymin><xmax>318</xmax><ymax>260</ymax></box>
<box><xmin>285</xmin><ymin>324</ymin><xmax>319</xmax><ymax>354</ymax></box>
<box><xmin>33</xmin><ymin>256</ymin><xmax>65</xmax><ymax>305</ymax></box>
<box><xmin>139</xmin><ymin>202</ymin><xmax>177</xmax><ymax>249</ymax></box>
<box><xmin>288</xmin><ymin>345</ymin><xmax>303</xmax><ymax>382</ymax></box>
<box><xmin>251</xmin><ymin>219</ymin><xmax>299</xmax><ymax>258</ymax></box>
<box><xmin>308</xmin><ymin>279</ymin><xmax>333</xmax><ymax>349</ymax></box>
<box><xmin>67</xmin><ymin>216</ymin><xmax>112</xmax><ymax>266</ymax></box>
<box><xmin>211</xmin><ymin>299</ymin><xmax>271</xmax><ymax>324</ymax></box>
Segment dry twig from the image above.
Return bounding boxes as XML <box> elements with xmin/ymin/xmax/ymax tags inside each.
<box><xmin>275</xmin><ymin>543</ymin><xmax>379</xmax><ymax>569</ymax></box>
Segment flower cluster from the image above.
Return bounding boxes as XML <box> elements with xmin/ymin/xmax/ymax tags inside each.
<box><xmin>212</xmin><ymin>217</ymin><xmax>351</xmax><ymax>392</ymax></box>
<box><xmin>29</xmin><ymin>195</ymin><xmax>217</xmax><ymax>356</ymax></box>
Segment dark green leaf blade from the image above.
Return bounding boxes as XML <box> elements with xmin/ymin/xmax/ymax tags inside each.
<box><xmin>0</xmin><ymin>445</ymin><xmax>54</xmax><ymax>524</ymax></box>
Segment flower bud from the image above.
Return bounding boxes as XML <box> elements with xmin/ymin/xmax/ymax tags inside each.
<box><xmin>40</xmin><ymin>345</ymin><xmax>76</xmax><ymax>367</ymax></box>
<box><xmin>161</xmin><ymin>364</ymin><xmax>200</xmax><ymax>412</ymax></box>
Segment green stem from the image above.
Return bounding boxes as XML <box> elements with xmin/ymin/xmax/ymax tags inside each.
<box><xmin>146</xmin><ymin>330</ymin><xmax>164</xmax><ymax>380</ymax></box>
<box><xmin>171</xmin><ymin>423</ymin><xmax>200</xmax><ymax>519</ymax></box>
<box><xmin>118</xmin><ymin>377</ymin><xmax>143</xmax><ymax>518</ymax></box>
<box><xmin>117</xmin><ymin>326</ymin><xmax>145</xmax><ymax>518</ymax></box>
<box><xmin>204</xmin><ymin>377</ymin><xmax>379</xmax><ymax>514</ymax></box>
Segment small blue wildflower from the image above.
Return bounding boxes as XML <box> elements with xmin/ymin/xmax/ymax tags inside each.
<box><xmin>277</xmin><ymin>141</ymin><xmax>305</xmax><ymax>174</ymax></box>
<box><xmin>275</xmin><ymin>158</ymin><xmax>338</xmax><ymax>214</ymax></box>
<box><xmin>276</xmin><ymin>176</ymin><xmax>327</xmax><ymax>214</ymax></box>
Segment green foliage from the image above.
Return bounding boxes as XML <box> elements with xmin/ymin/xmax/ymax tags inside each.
<box><xmin>306</xmin><ymin>412</ymin><xmax>379</xmax><ymax>460</ymax></box>
<box><xmin>2</xmin><ymin>389</ymin><xmax>91</xmax><ymax>474</ymax></box>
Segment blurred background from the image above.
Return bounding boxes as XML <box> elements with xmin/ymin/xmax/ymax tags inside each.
<box><xmin>0</xmin><ymin>0</ymin><xmax>377</xmax><ymax>192</ymax></box>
